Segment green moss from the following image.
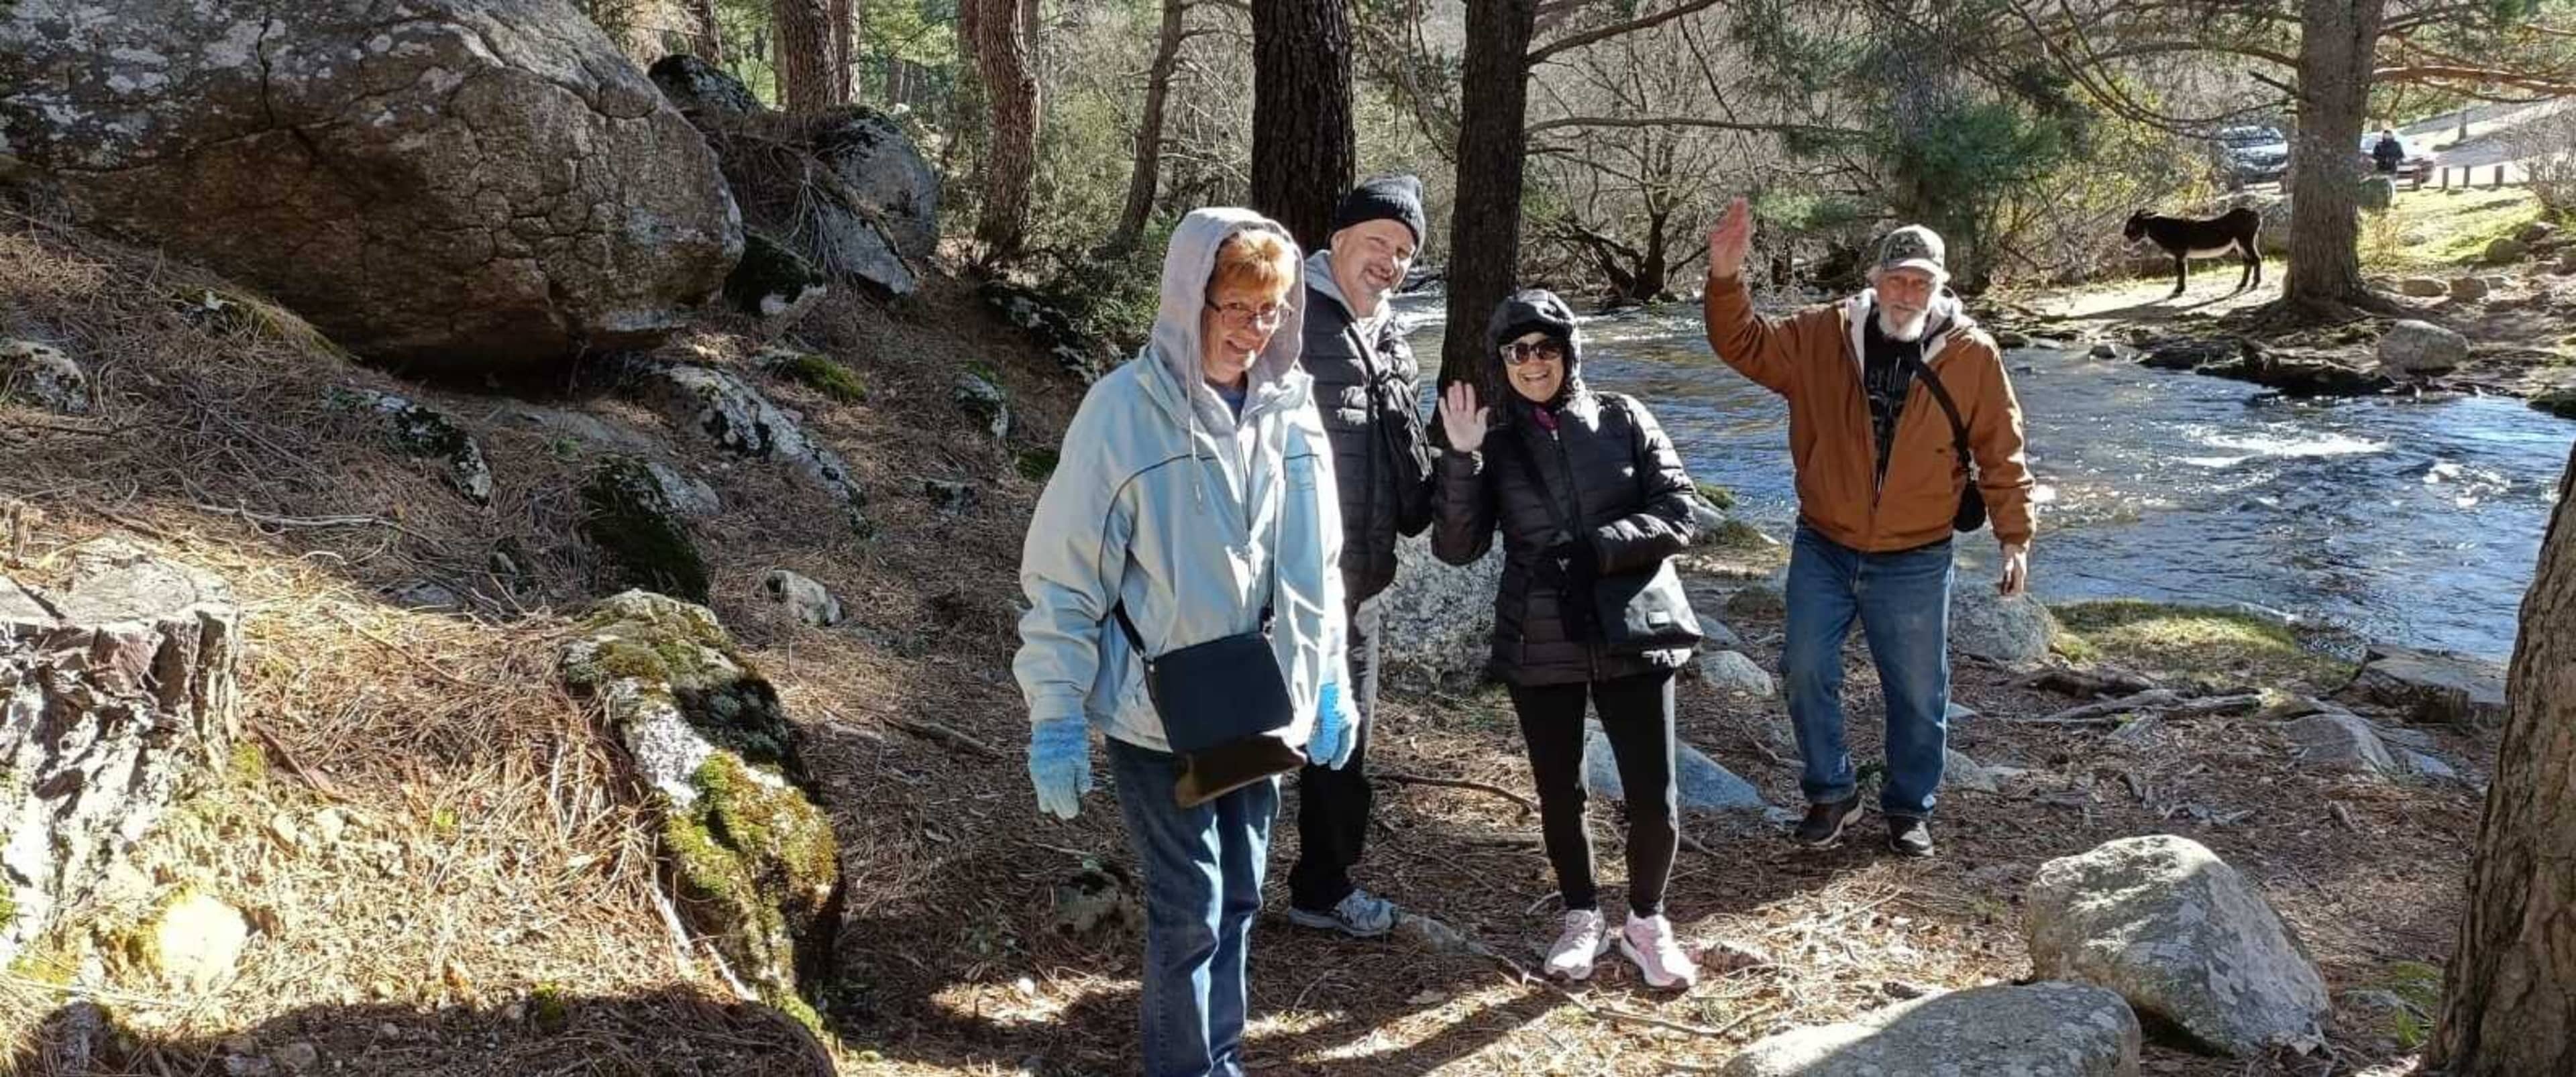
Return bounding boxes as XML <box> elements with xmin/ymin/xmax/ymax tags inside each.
<box><xmin>1016</xmin><ymin>447</ymin><xmax>1060</xmax><ymax>481</ymax></box>
<box><xmin>2531</xmin><ymin>388</ymin><xmax>2576</xmax><ymax>419</ymax></box>
<box><xmin>2052</xmin><ymin>600</ymin><xmax>2353</xmax><ymax>689</ymax></box>
<box><xmin>529</xmin><ymin>983</ymin><xmax>572</xmax><ymax>1033</ymax></box>
<box><xmin>0</xmin><ymin>874</ymin><xmax>14</xmax><ymax>933</ymax></box>
<box><xmin>563</xmin><ymin>593</ymin><xmax>796</xmax><ymax>771</ymax></box>
<box><xmin>2379</xmin><ymin>960</ymin><xmax>2444</xmax><ymax>1050</ymax></box>
<box><xmin>580</xmin><ymin>458</ymin><xmax>711</xmax><ymax>603</ymax></box>
<box><xmin>1695</xmin><ymin>481</ymin><xmax>1736</xmax><ymax>511</ymax></box>
<box><xmin>661</xmin><ymin>754</ymin><xmax>838</xmax><ymax>1026</ymax></box>
<box><xmin>766</xmin><ymin>350</ymin><xmax>867</xmax><ymax>404</ymax></box>
<box><xmin>1709</xmin><ymin>518</ymin><xmax>1774</xmax><ymax>551</ymax></box>
<box><xmin>225</xmin><ymin>739</ymin><xmax>267</xmax><ymax>785</ymax></box>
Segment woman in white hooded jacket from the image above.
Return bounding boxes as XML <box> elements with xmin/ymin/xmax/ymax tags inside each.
<box><xmin>1013</xmin><ymin>208</ymin><xmax>1356</xmax><ymax>1077</ymax></box>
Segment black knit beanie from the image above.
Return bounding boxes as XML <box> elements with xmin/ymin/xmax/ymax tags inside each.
<box><xmin>1330</xmin><ymin>174</ymin><xmax>1428</xmax><ymax>245</ymax></box>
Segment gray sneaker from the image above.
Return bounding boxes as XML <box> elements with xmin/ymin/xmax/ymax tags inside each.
<box><xmin>1286</xmin><ymin>888</ymin><xmax>1397</xmax><ymax>938</ymax></box>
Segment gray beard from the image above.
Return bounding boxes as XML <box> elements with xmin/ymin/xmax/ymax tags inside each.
<box><xmin>1876</xmin><ymin>304</ymin><xmax>1929</xmax><ymax>342</ymax></box>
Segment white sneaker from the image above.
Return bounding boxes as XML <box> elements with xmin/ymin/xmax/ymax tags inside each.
<box><xmin>1543</xmin><ymin>909</ymin><xmax>1611</xmax><ymax>980</ymax></box>
<box><xmin>1617</xmin><ymin>913</ymin><xmax>1700</xmax><ymax>990</ymax></box>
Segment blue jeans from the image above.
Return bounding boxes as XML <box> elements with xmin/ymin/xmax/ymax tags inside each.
<box><xmin>1106</xmin><ymin>737</ymin><xmax>1280</xmax><ymax>1077</ymax></box>
<box><xmin>1782</xmin><ymin>524</ymin><xmax>1955</xmax><ymax>818</ymax></box>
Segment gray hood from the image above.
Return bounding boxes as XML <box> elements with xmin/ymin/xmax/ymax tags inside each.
<box><xmin>1146</xmin><ymin>209</ymin><xmax>1309</xmax><ymax>429</ymax></box>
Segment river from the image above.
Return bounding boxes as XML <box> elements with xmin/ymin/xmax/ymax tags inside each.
<box><xmin>1396</xmin><ymin>294</ymin><xmax>2573</xmax><ymax>660</ymax></box>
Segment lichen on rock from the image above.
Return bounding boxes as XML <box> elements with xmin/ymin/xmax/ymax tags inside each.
<box><xmin>325</xmin><ymin>388</ymin><xmax>494</xmax><ymax>504</ymax></box>
<box><xmin>580</xmin><ymin>459</ymin><xmax>713</xmax><ymax>604</ymax></box>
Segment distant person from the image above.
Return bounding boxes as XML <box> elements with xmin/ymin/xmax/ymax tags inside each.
<box><xmin>1700</xmin><ymin>199</ymin><xmax>2035</xmax><ymax>858</ymax></box>
<box><xmin>1015</xmin><ymin>207</ymin><xmax>1359</xmax><ymax>1077</ymax></box>
<box><xmin>2374</xmin><ymin>129</ymin><xmax>2405</xmax><ymax>174</ymax></box>
<box><xmin>1285</xmin><ymin>174</ymin><xmax>1438</xmax><ymax>940</ymax></box>
<box><xmin>1431</xmin><ymin>289</ymin><xmax>1705</xmax><ymax>990</ymax></box>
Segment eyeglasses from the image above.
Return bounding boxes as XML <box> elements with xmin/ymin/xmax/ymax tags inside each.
<box><xmin>1499</xmin><ymin>340</ymin><xmax>1566</xmax><ymax>366</ymax></box>
<box><xmin>1208</xmin><ymin>300</ymin><xmax>1287</xmax><ymax>329</ymax></box>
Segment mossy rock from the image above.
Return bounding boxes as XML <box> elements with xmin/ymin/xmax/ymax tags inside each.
<box><xmin>1694</xmin><ymin>481</ymin><xmax>1736</xmax><ymax>511</ymax></box>
<box><xmin>1709</xmin><ymin>518</ymin><xmax>1774</xmax><ymax>551</ymax></box>
<box><xmin>580</xmin><ymin>458</ymin><xmax>712</xmax><ymax>604</ymax></box>
<box><xmin>663</xmin><ymin>753</ymin><xmax>841</xmax><ymax>1015</ymax></box>
<box><xmin>2531</xmin><ymin>388</ymin><xmax>2576</xmax><ymax>419</ymax></box>
<box><xmin>761</xmin><ymin>347</ymin><xmax>866</xmax><ymax>404</ymax></box>
<box><xmin>562</xmin><ymin>591</ymin><xmax>796</xmax><ymax>774</ymax></box>
<box><xmin>724</xmin><ymin>233</ymin><xmax>829</xmax><ymax>319</ymax></box>
<box><xmin>2052</xmin><ymin>600</ymin><xmax>2353</xmax><ymax>689</ymax></box>
<box><xmin>1016</xmin><ymin>447</ymin><xmax>1060</xmax><ymax>481</ymax></box>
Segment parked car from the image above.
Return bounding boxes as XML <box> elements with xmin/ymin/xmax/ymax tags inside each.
<box><xmin>2361</xmin><ymin>131</ymin><xmax>2437</xmax><ymax>180</ymax></box>
<box><xmin>2218</xmin><ymin>125</ymin><xmax>2290</xmax><ymax>186</ymax></box>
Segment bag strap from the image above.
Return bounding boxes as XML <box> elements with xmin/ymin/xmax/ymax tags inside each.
<box><xmin>1898</xmin><ymin>349</ymin><xmax>1975</xmax><ymax>473</ymax></box>
<box><xmin>1110</xmin><ymin>423</ymin><xmax>1289</xmax><ymax>661</ymax></box>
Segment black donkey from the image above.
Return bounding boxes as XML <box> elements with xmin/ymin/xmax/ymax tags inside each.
<box><xmin>2123</xmin><ymin>207</ymin><xmax>2263</xmax><ymax>299</ymax></box>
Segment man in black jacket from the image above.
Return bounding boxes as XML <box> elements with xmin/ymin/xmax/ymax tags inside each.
<box><xmin>1285</xmin><ymin>175</ymin><xmax>1437</xmax><ymax>938</ymax></box>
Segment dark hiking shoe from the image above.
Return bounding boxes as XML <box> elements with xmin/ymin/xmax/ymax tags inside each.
<box><xmin>1886</xmin><ymin>816</ymin><xmax>1935</xmax><ymax>858</ymax></box>
<box><xmin>1792</xmin><ymin>795</ymin><xmax>1865</xmax><ymax>846</ymax></box>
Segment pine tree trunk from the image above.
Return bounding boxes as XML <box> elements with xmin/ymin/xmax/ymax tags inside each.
<box><xmin>774</xmin><ymin>0</ymin><xmax>837</xmax><ymax>113</ymax></box>
<box><xmin>1436</xmin><ymin>0</ymin><xmax>1538</xmax><ymax>394</ymax></box>
<box><xmin>688</xmin><ymin>0</ymin><xmax>723</xmax><ymax>62</ymax></box>
<box><xmin>1109</xmin><ymin>0</ymin><xmax>1190</xmax><ymax>254</ymax></box>
<box><xmin>1249</xmin><ymin>0</ymin><xmax>1356</xmax><ymax>253</ymax></box>
<box><xmin>966</xmin><ymin>0</ymin><xmax>1040</xmax><ymax>260</ymax></box>
<box><xmin>2428</xmin><ymin>443</ymin><xmax>2576</xmax><ymax>1076</ymax></box>
<box><xmin>831</xmin><ymin>0</ymin><xmax>855</xmax><ymax>104</ymax></box>
<box><xmin>2282</xmin><ymin>0</ymin><xmax>2385</xmax><ymax>309</ymax></box>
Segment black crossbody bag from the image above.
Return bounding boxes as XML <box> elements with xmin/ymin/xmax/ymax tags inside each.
<box><xmin>1899</xmin><ymin>351</ymin><xmax>1988</xmax><ymax>534</ymax></box>
<box><xmin>1106</xmin><ymin>480</ymin><xmax>1303</xmax><ymax>807</ymax></box>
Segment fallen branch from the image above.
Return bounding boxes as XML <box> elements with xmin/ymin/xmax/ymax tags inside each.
<box><xmin>885</xmin><ymin>715</ymin><xmax>1004</xmax><ymax>759</ymax></box>
<box><xmin>1380</xmin><ymin>771</ymin><xmax>1537</xmax><ymax>815</ymax></box>
<box><xmin>2165</xmin><ymin>693</ymin><xmax>2265</xmax><ymax>718</ymax></box>
<box><xmin>2019</xmin><ymin>666</ymin><xmax>2162</xmax><ymax>697</ymax></box>
<box><xmin>2017</xmin><ymin>689</ymin><xmax>2184</xmax><ymax>724</ymax></box>
<box><xmin>191</xmin><ymin>501</ymin><xmax>436</xmax><ymax>545</ymax></box>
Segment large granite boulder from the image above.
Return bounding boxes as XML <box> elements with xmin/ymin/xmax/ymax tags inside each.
<box><xmin>1582</xmin><ymin>721</ymin><xmax>1771</xmax><ymax>814</ymax></box>
<box><xmin>2</xmin><ymin>541</ymin><xmax>237</xmax><ymax>965</ymax></box>
<box><xmin>2025</xmin><ymin>835</ymin><xmax>2329</xmax><ymax>1055</ymax></box>
<box><xmin>2377</xmin><ymin>321</ymin><xmax>2470</xmax><ymax>377</ymax></box>
<box><xmin>1721</xmin><ymin>982</ymin><xmax>2141</xmax><ymax>1077</ymax></box>
<box><xmin>1375</xmin><ymin>534</ymin><xmax>1502</xmax><ymax>690</ymax></box>
<box><xmin>0</xmin><ymin>1</ymin><xmax>743</xmax><ymax>369</ymax></box>
<box><xmin>1951</xmin><ymin>589</ymin><xmax>2061</xmax><ymax>667</ymax></box>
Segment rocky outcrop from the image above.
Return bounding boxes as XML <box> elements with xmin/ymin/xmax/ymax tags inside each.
<box><xmin>647</xmin><ymin>58</ymin><xmax>933</xmax><ymax>298</ymax></box>
<box><xmin>983</xmin><ymin>281</ymin><xmax>1115</xmax><ymax>384</ymax></box>
<box><xmin>2377</xmin><ymin>321</ymin><xmax>2470</xmax><ymax>377</ymax></box>
<box><xmin>0</xmin><ymin>1</ymin><xmax>743</xmax><ymax>369</ymax></box>
<box><xmin>1582</xmin><ymin>721</ymin><xmax>1772</xmax><ymax>814</ymax></box>
<box><xmin>630</xmin><ymin>363</ymin><xmax>867</xmax><ymax>530</ymax></box>
<box><xmin>955</xmin><ymin>372</ymin><xmax>1013</xmax><ymax>442</ymax></box>
<box><xmin>2025</xmin><ymin>835</ymin><xmax>2328</xmax><ymax>1055</ymax></box>
<box><xmin>560</xmin><ymin>592</ymin><xmax>839</xmax><ymax>1023</ymax></box>
<box><xmin>2</xmin><ymin>540</ymin><xmax>237</xmax><ymax>966</ymax></box>
<box><xmin>1375</xmin><ymin>534</ymin><xmax>1502</xmax><ymax>689</ymax></box>
<box><xmin>326</xmin><ymin>388</ymin><xmax>493</xmax><ymax>505</ymax></box>
<box><xmin>2337</xmin><ymin>643</ymin><xmax>2506</xmax><ymax>727</ymax></box>
<box><xmin>2282</xmin><ymin>706</ymin><xmax>2398</xmax><ymax>777</ymax></box>
<box><xmin>1</xmin><ymin>340</ymin><xmax>89</xmax><ymax>414</ymax></box>
<box><xmin>582</xmin><ymin>457</ymin><xmax>712</xmax><ymax>603</ymax></box>
<box><xmin>1721</xmin><ymin>982</ymin><xmax>2142</xmax><ymax>1077</ymax></box>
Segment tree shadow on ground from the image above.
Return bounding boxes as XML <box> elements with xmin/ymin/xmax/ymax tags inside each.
<box><xmin>5</xmin><ymin>988</ymin><xmax>835</xmax><ymax>1077</ymax></box>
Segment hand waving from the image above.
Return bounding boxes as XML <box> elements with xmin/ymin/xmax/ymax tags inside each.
<box><xmin>1707</xmin><ymin>196</ymin><xmax>1753</xmax><ymax>281</ymax></box>
<box><xmin>1439</xmin><ymin>382</ymin><xmax>1490</xmax><ymax>454</ymax></box>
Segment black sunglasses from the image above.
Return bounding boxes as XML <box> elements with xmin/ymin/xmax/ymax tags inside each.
<box><xmin>1499</xmin><ymin>340</ymin><xmax>1566</xmax><ymax>366</ymax></box>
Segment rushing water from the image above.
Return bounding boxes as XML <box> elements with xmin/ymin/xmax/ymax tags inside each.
<box><xmin>1395</xmin><ymin>294</ymin><xmax>2573</xmax><ymax>660</ymax></box>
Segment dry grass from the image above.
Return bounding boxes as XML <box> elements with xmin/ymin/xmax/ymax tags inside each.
<box><xmin>0</xmin><ymin>207</ymin><xmax>2493</xmax><ymax>1076</ymax></box>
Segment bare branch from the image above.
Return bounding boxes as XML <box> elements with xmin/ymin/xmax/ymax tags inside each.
<box><xmin>1527</xmin><ymin>0</ymin><xmax>1724</xmax><ymax>65</ymax></box>
<box><xmin>1527</xmin><ymin>115</ymin><xmax>1866</xmax><ymax>140</ymax></box>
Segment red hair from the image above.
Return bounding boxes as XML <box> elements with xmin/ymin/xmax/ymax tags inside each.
<box><xmin>1209</xmin><ymin>229</ymin><xmax>1297</xmax><ymax>302</ymax></box>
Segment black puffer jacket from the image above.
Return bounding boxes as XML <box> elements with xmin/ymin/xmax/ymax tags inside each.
<box><xmin>1302</xmin><ymin>253</ymin><xmax>1436</xmax><ymax>605</ymax></box>
<box><xmin>1432</xmin><ymin>290</ymin><xmax>1699</xmax><ymax>687</ymax></box>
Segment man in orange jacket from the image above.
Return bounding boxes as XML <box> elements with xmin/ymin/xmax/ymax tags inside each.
<box><xmin>1701</xmin><ymin>197</ymin><xmax>2035</xmax><ymax>857</ymax></box>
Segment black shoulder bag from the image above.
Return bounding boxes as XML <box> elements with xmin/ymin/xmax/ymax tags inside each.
<box><xmin>1508</xmin><ymin>400</ymin><xmax>1705</xmax><ymax>656</ymax></box>
<box><xmin>1107</xmin><ymin>484</ymin><xmax>1305</xmax><ymax>808</ymax></box>
<box><xmin>1898</xmin><ymin>352</ymin><xmax>1988</xmax><ymax>534</ymax></box>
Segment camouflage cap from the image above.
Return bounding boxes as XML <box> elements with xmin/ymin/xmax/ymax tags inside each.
<box><xmin>1876</xmin><ymin>225</ymin><xmax>1946</xmax><ymax>276</ymax></box>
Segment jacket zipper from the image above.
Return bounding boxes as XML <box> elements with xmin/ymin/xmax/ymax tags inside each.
<box><xmin>1545</xmin><ymin>423</ymin><xmax>1600</xmax><ymax>681</ymax></box>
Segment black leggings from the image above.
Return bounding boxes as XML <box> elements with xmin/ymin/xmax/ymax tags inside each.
<box><xmin>1507</xmin><ymin>670</ymin><xmax>1678</xmax><ymax>918</ymax></box>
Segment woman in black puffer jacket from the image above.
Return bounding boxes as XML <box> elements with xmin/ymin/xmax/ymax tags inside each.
<box><xmin>1432</xmin><ymin>288</ymin><xmax>1704</xmax><ymax>990</ymax></box>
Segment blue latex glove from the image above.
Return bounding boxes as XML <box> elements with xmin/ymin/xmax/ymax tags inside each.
<box><xmin>1028</xmin><ymin>718</ymin><xmax>1093</xmax><ymax>819</ymax></box>
<box><xmin>1310</xmin><ymin>681</ymin><xmax>1360</xmax><ymax>771</ymax></box>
